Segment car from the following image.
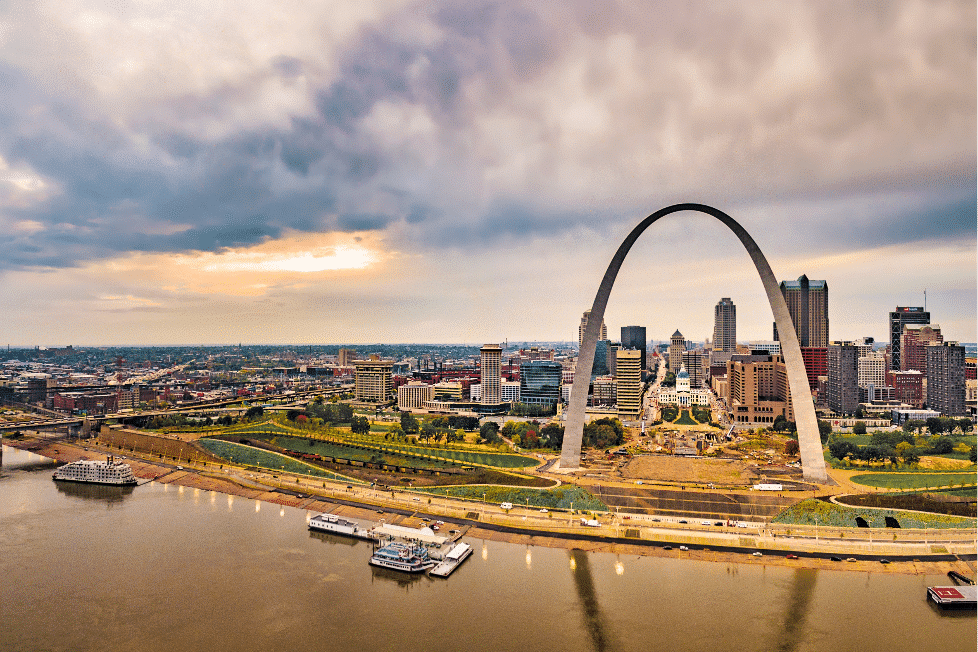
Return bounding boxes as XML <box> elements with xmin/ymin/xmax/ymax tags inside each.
<box><xmin>431</xmin><ymin>525</ymin><xmax>440</xmax><ymax>531</ymax></box>
<box><xmin>500</xmin><ymin>502</ymin><xmax>513</xmax><ymax>510</ymax></box>
<box><xmin>539</xmin><ymin>508</ymin><xmax>548</xmax><ymax>514</ymax></box>
<box><xmin>830</xmin><ymin>556</ymin><xmax>842</xmax><ymax>562</ymax></box>
<box><xmin>449</xmin><ymin>529</ymin><xmax>461</xmax><ymax>535</ymax></box>
<box><xmin>752</xmin><ymin>552</ymin><xmax>763</xmax><ymax>557</ymax></box>
<box><xmin>663</xmin><ymin>546</ymin><xmax>673</xmax><ymax>551</ymax></box>
<box><xmin>412</xmin><ymin>497</ymin><xmax>421</xmax><ymax>501</ymax></box>
<box><xmin>714</xmin><ymin>521</ymin><xmax>724</xmax><ymax>526</ymax></box>
<box><xmin>845</xmin><ymin>558</ymin><xmax>857</xmax><ymax>562</ymax></box>
<box><xmin>736</xmin><ymin>522</ymin><xmax>748</xmax><ymax>528</ymax></box>
<box><xmin>679</xmin><ymin>545</ymin><xmax>689</xmax><ymax>551</ymax></box>
<box><xmin>436</xmin><ymin>520</ymin><xmax>445</xmax><ymax>525</ymax></box>
<box><xmin>786</xmin><ymin>554</ymin><xmax>799</xmax><ymax>560</ymax></box>
<box><xmin>879</xmin><ymin>559</ymin><xmax>891</xmax><ymax>565</ymax></box>
<box><xmin>176</xmin><ymin>465</ymin><xmax>184</xmax><ymax>470</ymax></box>
<box><xmin>650</xmin><ymin>518</ymin><xmax>661</xmax><ymax>522</ymax></box>
<box><xmin>421</xmin><ymin>517</ymin><xmax>431</xmax><ymax>522</ymax></box>
<box><xmin>376</xmin><ymin>510</ymin><xmax>384</xmax><ymax>514</ymax></box>
<box><xmin>346</xmin><ymin>485</ymin><xmax>353</xmax><ymax>490</ymax></box>
<box><xmin>678</xmin><ymin>519</ymin><xmax>688</xmax><ymax>524</ymax></box>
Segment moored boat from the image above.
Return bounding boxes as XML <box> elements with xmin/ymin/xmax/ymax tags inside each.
<box><xmin>308</xmin><ymin>513</ymin><xmax>376</xmax><ymax>540</ymax></box>
<box><xmin>369</xmin><ymin>541</ymin><xmax>436</xmax><ymax>573</ymax></box>
<box><xmin>52</xmin><ymin>456</ymin><xmax>137</xmax><ymax>486</ymax></box>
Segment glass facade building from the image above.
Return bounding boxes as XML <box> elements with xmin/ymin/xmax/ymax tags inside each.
<box><xmin>519</xmin><ymin>361</ymin><xmax>563</xmax><ymax>408</ymax></box>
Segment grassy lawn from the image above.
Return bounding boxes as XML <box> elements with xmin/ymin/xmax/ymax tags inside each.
<box><xmin>674</xmin><ymin>410</ymin><xmax>698</xmax><ymax>426</ymax></box>
<box><xmin>413</xmin><ymin>484</ymin><xmax>607</xmax><ymax>511</ymax></box>
<box><xmin>849</xmin><ymin>472</ymin><xmax>976</xmax><ymax>489</ymax></box>
<box><xmin>773</xmin><ymin>499</ymin><xmax>976</xmax><ymax>529</ymax></box>
<box><xmin>197</xmin><ymin>439</ymin><xmax>362</xmax><ymax>483</ymax></box>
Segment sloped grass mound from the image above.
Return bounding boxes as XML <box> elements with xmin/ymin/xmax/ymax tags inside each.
<box><xmin>414</xmin><ymin>484</ymin><xmax>606</xmax><ymax>511</ymax></box>
<box><xmin>849</xmin><ymin>472</ymin><xmax>976</xmax><ymax>490</ymax></box>
<box><xmin>772</xmin><ymin>499</ymin><xmax>975</xmax><ymax>529</ymax></box>
<box><xmin>197</xmin><ymin>439</ymin><xmax>360</xmax><ymax>483</ymax></box>
<box><xmin>836</xmin><ymin>492</ymin><xmax>976</xmax><ymax>518</ymax></box>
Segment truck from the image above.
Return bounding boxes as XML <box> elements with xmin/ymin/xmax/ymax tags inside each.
<box><xmin>580</xmin><ymin>518</ymin><xmax>600</xmax><ymax>527</ymax></box>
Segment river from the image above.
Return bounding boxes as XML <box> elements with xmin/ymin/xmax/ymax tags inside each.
<box><xmin>1</xmin><ymin>445</ymin><xmax>973</xmax><ymax>652</ymax></box>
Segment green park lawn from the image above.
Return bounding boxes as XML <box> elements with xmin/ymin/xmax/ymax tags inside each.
<box><xmin>849</xmin><ymin>472</ymin><xmax>976</xmax><ymax>490</ymax></box>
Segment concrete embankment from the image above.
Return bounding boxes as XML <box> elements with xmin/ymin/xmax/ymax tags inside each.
<box><xmin>9</xmin><ymin>437</ymin><xmax>976</xmax><ymax>577</ymax></box>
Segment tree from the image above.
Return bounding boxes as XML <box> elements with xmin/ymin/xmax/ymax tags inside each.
<box><xmin>400</xmin><ymin>411</ymin><xmax>419</xmax><ymax>434</ymax></box>
<box><xmin>244</xmin><ymin>406</ymin><xmax>264</xmax><ymax>420</ymax></box>
<box><xmin>480</xmin><ymin>421</ymin><xmax>501</xmax><ymax>444</ymax></box>
<box><xmin>926</xmin><ymin>417</ymin><xmax>945</xmax><ymax>435</ymax></box>
<box><xmin>387</xmin><ymin>423</ymin><xmax>404</xmax><ymax>439</ymax></box>
<box><xmin>828</xmin><ymin>438</ymin><xmax>858</xmax><ymax>461</ymax></box>
<box><xmin>540</xmin><ymin>422</ymin><xmax>565</xmax><ymax>448</ymax></box>
<box><xmin>783</xmin><ymin>439</ymin><xmax>800</xmax><ymax>456</ymax></box>
<box><xmin>454</xmin><ymin>429</ymin><xmax>466</xmax><ymax>444</ymax></box>
<box><xmin>772</xmin><ymin>414</ymin><xmax>789</xmax><ymax>433</ymax></box>
<box><xmin>957</xmin><ymin>418</ymin><xmax>974</xmax><ymax>434</ymax></box>
<box><xmin>970</xmin><ymin>445</ymin><xmax>977</xmax><ymax>464</ymax></box>
<box><xmin>350</xmin><ymin>415</ymin><xmax>370</xmax><ymax>435</ymax></box>
<box><xmin>420</xmin><ymin>420</ymin><xmax>436</xmax><ymax>441</ymax></box>
<box><xmin>929</xmin><ymin>436</ymin><xmax>954</xmax><ymax>455</ymax></box>
<box><xmin>852</xmin><ymin>421</ymin><xmax>867</xmax><ymax>435</ymax></box>
<box><xmin>895</xmin><ymin>441</ymin><xmax>919</xmax><ymax>465</ymax></box>
<box><xmin>903</xmin><ymin>419</ymin><xmax>926</xmax><ymax>434</ymax></box>
<box><xmin>336</xmin><ymin>403</ymin><xmax>354</xmax><ymax>422</ymax></box>
<box><xmin>817</xmin><ymin>420</ymin><xmax>832</xmax><ymax>443</ymax></box>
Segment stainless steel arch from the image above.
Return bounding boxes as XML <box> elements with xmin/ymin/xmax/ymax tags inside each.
<box><xmin>559</xmin><ymin>203</ymin><xmax>828</xmax><ymax>483</ymax></box>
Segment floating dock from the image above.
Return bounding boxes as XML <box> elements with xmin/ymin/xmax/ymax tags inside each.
<box><xmin>927</xmin><ymin>585</ymin><xmax>977</xmax><ymax>609</ymax></box>
<box><xmin>429</xmin><ymin>542</ymin><xmax>473</xmax><ymax>578</ymax></box>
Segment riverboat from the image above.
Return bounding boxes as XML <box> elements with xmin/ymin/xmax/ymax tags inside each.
<box><xmin>308</xmin><ymin>513</ymin><xmax>376</xmax><ymax>540</ymax></box>
<box><xmin>369</xmin><ymin>541</ymin><xmax>436</xmax><ymax>573</ymax></box>
<box><xmin>52</xmin><ymin>456</ymin><xmax>137</xmax><ymax>486</ymax></box>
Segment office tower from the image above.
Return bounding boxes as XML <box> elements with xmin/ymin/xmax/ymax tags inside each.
<box><xmin>607</xmin><ymin>341</ymin><xmax>621</xmax><ymax>376</ymax></box>
<box><xmin>337</xmin><ymin>348</ymin><xmax>357</xmax><ymax>366</ymax></box>
<box><xmin>889</xmin><ymin>306</ymin><xmax>930</xmax><ymax>371</ymax></box>
<box><xmin>480</xmin><ymin>344</ymin><xmax>502</xmax><ymax>404</ymax></box>
<box><xmin>354</xmin><ymin>360</ymin><xmax>393</xmax><ymax>402</ymax></box>
<box><xmin>681</xmin><ymin>350</ymin><xmax>704</xmax><ymax>388</ymax></box>
<box><xmin>519</xmin><ymin>361</ymin><xmax>563</xmax><ymax>411</ymax></box>
<box><xmin>773</xmin><ymin>275</ymin><xmax>829</xmax><ymax>347</ymax></box>
<box><xmin>724</xmin><ymin>354</ymin><xmax>794</xmax><ymax>425</ymax></box>
<box><xmin>827</xmin><ymin>342</ymin><xmax>860</xmax><ymax>415</ymax></box>
<box><xmin>579</xmin><ymin>310</ymin><xmax>607</xmax><ymax>348</ymax></box>
<box><xmin>900</xmin><ymin>324</ymin><xmax>942</xmax><ymax>372</ymax></box>
<box><xmin>713</xmin><ymin>298</ymin><xmax>737</xmax><ymax>352</ymax></box>
<box><xmin>592</xmin><ymin>340</ymin><xmax>611</xmax><ymax>377</ymax></box>
<box><xmin>669</xmin><ymin>330</ymin><xmax>685</xmax><ymax>372</ymax></box>
<box><xmin>616</xmin><ymin>349</ymin><xmax>643</xmax><ymax>420</ymax></box>
<box><xmin>621</xmin><ymin>326</ymin><xmax>648</xmax><ymax>371</ymax></box>
<box><xmin>926</xmin><ymin>342</ymin><xmax>966</xmax><ymax>416</ymax></box>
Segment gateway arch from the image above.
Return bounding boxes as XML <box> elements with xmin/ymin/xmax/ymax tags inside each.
<box><xmin>559</xmin><ymin>203</ymin><xmax>828</xmax><ymax>484</ymax></box>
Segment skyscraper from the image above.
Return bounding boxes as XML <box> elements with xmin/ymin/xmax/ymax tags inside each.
<box><xmin>889</xmin><ymin>307</ymin><xmax>930</xmax><ymax>371</ymax></box>
<box><xmin>480</xmin><ymin>344</ymin><xmax>502</xmax><ymax>404</ymax></box>
<box><xmin>669</xmin><ymin>330</ymin><xmax>685</xmax><ymax>372</ymax></box>
<box><xmin>900</xmin><ymin>323</ymin><xmax>942</xmax><ymax>373</ymax></box>
<box><xmin>926</xmin><ymin>342</ymin><xmax>966</xmax><ymax>416</ymax></box>
<box><xmin>579</xmin><ymin>310</ymin><xmax>607</xmax><ymax>349</ymax></box>
<box><xmin>620</xmin><ymin>326</ymin><xmax>647</xmax><ymax>371</ymax></box>
<box><xmin>519</xmin><ymin>361</ymin><xmax>562</xmax><ymax>411</ymax></box>
<box><xmin>713</xmin><ymin>298</ymin><xmax>737</xmax><ymax>352</ymax></box>
<box><xmin>827</xmin><ymin>341</ymin><xmax>859</xmax><ymax>415</ymax></box>
<box><xmin>616</xmin><ymin>349</ymin><xmax>643</xmax><ymax>420</ymax></box>
<box><xmin>773</xmin><ymin>275</ymin><xmax>829</xmax><ymax>347</ymax></box>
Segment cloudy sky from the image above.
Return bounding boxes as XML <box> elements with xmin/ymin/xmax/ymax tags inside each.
<box><xmin>0</xmin><ymin>0</ymin><xmax>974</xmax><ymax>347</ymax></box>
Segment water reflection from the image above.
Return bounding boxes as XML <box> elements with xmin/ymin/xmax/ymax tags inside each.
<box><xmin>54</xmin><ymin>481</ymin><xmax>136</xmax><ymax>503</ymax></box>
<box><xmin>569</xmin><ymin>549</ymin><xmax>616</xmax><ymax>652</ymax></box>
<box><xmin>369</xmin><ymin>565</ymin><xmax>431</xmax><ymax>589</ymax></box>
<box><xmin>775</xmin><ymin>569</ymin><xmax>818</xmax><ymax>652</ymax></box>
<box><xmin>309</xmin><ymin>531</ymin><xmax>359</xmax><ymax>548</ymax></box>
<box><xmin>0</xmin><ymin>447</ymin><xmax>57</xmax><ymax>475</ymax></box>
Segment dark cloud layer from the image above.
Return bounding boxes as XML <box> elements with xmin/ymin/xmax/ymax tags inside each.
<box><xmin>0</xmin><ymin>0</ymin><xmax>974</xmax><ymax>272</ymax></box>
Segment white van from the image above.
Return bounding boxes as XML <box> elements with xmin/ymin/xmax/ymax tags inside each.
<box><xmin>500</xmin><ymin>502</ymin><xmax>513</xmax><ymax>510</ymax></box>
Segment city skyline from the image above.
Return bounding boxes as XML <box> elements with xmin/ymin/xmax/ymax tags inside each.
<box><xmin>1</xmin><ymin>2</ymin><xmax>975</xmax><ymax>347</ymax></box>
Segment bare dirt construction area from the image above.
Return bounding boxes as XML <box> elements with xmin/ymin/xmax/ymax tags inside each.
<box><xmin>622</xmin><ymin>455</ymin><xmax>753</xmax><ymax>486</ymax></box>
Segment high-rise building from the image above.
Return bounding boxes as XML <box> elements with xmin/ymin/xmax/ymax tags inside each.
<box><xmin>773</xmin><ymin>275</ymin><xmax>829</xmax><ymax>347</ymax></box>
<box><xmin>337</xmin><ymin>348</ymin><xmax>357</xmax><ymax>367</ymax></box>
<box><xmin>713</xmin><ymin>298</ymin><xmax>737</xmax><ymax>352</ymax></box>
<box><xmin>354</xmin><ymin>360</ymin><xmax>393</xmax><ymax>403</ymax></box>
<box><xmin>480</xmin><ymin>344</ymin><xmax>502</xmax><ymax>404</ymax></box>
<box><xmin>681</xmin><ymin>350</ymin><xmax>704</xmax><ymax>388</ymax></box>
<box><xmin>669</xmin><ymin>330</ymin><xmax>685</xmax><ymax>372</ymax></box>
<box><xmin>592</xmin><ymin>340</ymin><xmax>611</xmax><ymax>377</ymax></box>
<box><xmin>889</xmin><ymin>307</ymin><xmax>930</xmax><ymax>371</ymax></box>
<box><xmin>827</xmin><ymin>342</ymin><xmax>859</xmax><ymax>415</ymax></box>
<box><xmin>926</xmin><ymin>342</ymin><xmax>966</xmax><ymax>416</ymax></box>
<box><xmin>519</xmin><ymin>361</ymin><xmax>563</xmax><ymax>410</ymax></box>
<box><xmin>900</xmin><ymin>324</ymin><xmax>942</xmax><ymax>372</ymax></box>
<box><xmin>724</xmin><ymin>354</ymin><xmax>794</xmax><ymax>425</ymax></box>
<box><xmin>800</xmin><ymin>347</ymin><xmax>827</xmax><ymax>393</ymax></box>
<box><xmin>579</xmin><ymin>310</ymin><xmax>607</xmax><ymax>348</ymax></box>
<box><xmin>858</xmin><ymin>352</ymin><xmax>887</xmax><ymax>390</ymax></box>
<box><xmin>620</xmin><ymin>326</ymin><xmax>647</xmax><ymax>371</ymax></box>
<box><xmin>886</xmin><ymin>370</ymin><xmax>925</xmax><ymax>408</ymax></box>
<box><xmin>616</xmin><ymin>349</ymin><xmax>643</xmax><ymax>420</ymax></box>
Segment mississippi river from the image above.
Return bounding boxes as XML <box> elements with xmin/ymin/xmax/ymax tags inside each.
<box><xmin>1</xmin><ymin>445</ymin><xmax>974</xmax><ymax>652</ymax></box>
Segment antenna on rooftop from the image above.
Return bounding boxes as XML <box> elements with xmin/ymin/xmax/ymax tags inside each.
<box><xmin>924</xmin><ymin>289</ymin><xmax>926</xmax><ymax>311</ymax></box>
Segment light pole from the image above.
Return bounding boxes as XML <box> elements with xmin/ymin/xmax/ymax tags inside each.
<box><xmin>814</xmin><ymin>516</ymin><xmax>818</xmax><ymax>542</ymax></box>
